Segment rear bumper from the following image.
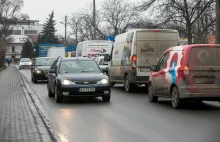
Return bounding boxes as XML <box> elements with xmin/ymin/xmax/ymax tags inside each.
<box><xmin>20</xmin><ymin>65</ymin><xmax>31</xmax><ymax>69</ymax></box>
<box><xmin>59</xmin><ymin>85</ymin><xmax>111</xmax><ymax>97</ymax></box>
<box><xmin>130</xmin><ymin>76</ymin><xmax>149</xmax><ymax>84</ymax></box>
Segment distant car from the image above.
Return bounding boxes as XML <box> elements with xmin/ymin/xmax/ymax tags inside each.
<box><xmin>148</xmin><ymin>44</ymin><xmax>220</xmax><ymax>109</ymax></box>
<box><xmin>94</xmin><ymin>56</ymin><xmax>109</xmax><ymax>74</ymax></box>
<box><xmin>30</xmin><ymin>57</ymin><xmax>56</xmax><ymax>83</ymax></box>
<box><xmin>19</xmin><ymin>58</ymin><xmax>32</xmax><ymax>70</ymax></box>
<box><xmin>47</xmin><ymin>57</ymin><xmax>111</xmax><ymax>103</ymax></box>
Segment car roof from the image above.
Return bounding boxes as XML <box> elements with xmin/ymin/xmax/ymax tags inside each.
<box><xmin>36</xmin><ymin>57</ymin><xmax>57</xmax><ymax>59</ymax></box>
<box><xmin>61</xmin><ymin>57</ymin><xmax>94</xmax><ymax>61</ymax></box>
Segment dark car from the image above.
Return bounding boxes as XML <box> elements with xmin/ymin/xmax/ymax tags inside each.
<box><xmin>47</xmin><ymin>57</ymin><xmax>111</xmax><ymax>103</ymax></box>
<box><xmin>31</xmin><ymin>57</ymin><xmax>56</xmax><ymax>83</ymax></box>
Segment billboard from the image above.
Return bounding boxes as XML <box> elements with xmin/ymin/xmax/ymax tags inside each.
<box><xmin>38</xmin><ymin>44</ymin><xmax>65</xmax><ymax>57</ymax></box>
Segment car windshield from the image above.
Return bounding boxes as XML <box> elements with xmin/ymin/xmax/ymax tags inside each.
<box><xmin>20</xmin><ymin>58</ymin><xmax>31</xmax><ymax>62</ymax></box>
<box><xmin>36</xmin><ymin>58</ymin><xmax>56</xmax><ymax>66</ymax></box>
<box><xmin>59</xmin><ymin>60</ymin><xmax>101</xmax><ymax>74</ymax></box>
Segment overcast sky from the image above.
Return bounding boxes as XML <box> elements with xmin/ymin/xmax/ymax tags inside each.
<box><xmin>22</xmin><ymin>0</ymin><xmax>104</xmax><ymax>35</ymax></box>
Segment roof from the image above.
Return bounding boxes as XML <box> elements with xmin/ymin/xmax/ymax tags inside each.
<box><xmin>35</xmin><ymin>57</ymin><xmax>57</xmax><ymax>59</ymax></box>
<box><xmin>28</xmin><ymin>35</ymin><xmax>39</xmax><ymax>42</ymax></box>
<box><xmin>7</xmin><ymin>35</ymin><xmax>29</xmax><ymax>44</ymax></box>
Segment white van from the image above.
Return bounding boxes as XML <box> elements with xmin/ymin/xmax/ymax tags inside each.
<box><xmin>107</xmin><ymin>29</ymin><xmax>180</xmax><ymax>92</ymax></box>
<box><xmin>76</xmin><ymin>40</ymin><xmax>113</xmax><ymax>59</ymax></box>
<box><xmin>47</xmin><ymin>47</ymin><xmax>65</xmax><ymax>57</ymax></box>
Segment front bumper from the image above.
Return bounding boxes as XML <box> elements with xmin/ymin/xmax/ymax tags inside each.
<box><xmin>60</xmin><ymin>85</ymin><xmax>111</xmax><ymax>97</ymax></box>
<box><xmin>19</xmin><ymin>65</ymin><xmax>31</xmax><ymax>69</ymax></box>
<box><xmin>33</xmin><ymin>72</ymin><xmax>48</xmax><ymax>80</ymax></box>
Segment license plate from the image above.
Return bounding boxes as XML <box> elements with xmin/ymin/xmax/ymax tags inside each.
<box><xmin>194</xmin><ymin>77</ymin><xmax>214</xmax><ymax>84</ymax></box>
<box><xmin>140</xmin><ymin>68</ymin><xmax>150</xmax><ymax>72</ymax></box>
<box><xmin>79</xmin><ymin>88</ymin><xmax>95</xmax><ymax>92</ymax></box>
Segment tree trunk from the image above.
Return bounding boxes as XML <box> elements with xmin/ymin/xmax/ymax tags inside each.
<box><xmin>216</xmin><ymin>0</ymin><xmax>220</xmax><ymax>44</ymax></box>
<box><xmin>187</xmin><ymin>25</ymin><xmax>193</xmax><ymax>44</ymax></box>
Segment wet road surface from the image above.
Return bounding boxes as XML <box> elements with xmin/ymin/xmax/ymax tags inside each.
<box><xmin>19</xmin><ymin>68</ymin><xmax>220</xmax><ymax>142</ymax></box>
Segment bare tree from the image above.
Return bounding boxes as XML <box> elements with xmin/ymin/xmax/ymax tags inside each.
<box><xmin>101</xmin><ymin>0</ymin><xmax>139</xmax><ymax>36</ymax></box>
<box><xmin>139</xmin><ymin>0</ymin><xmax>215</xmax><ymax>44</ymax></box>
<box><xmin>0</xmin><ymin>0</ymin><xmax>24</xmax><ymax>67</ymax></box>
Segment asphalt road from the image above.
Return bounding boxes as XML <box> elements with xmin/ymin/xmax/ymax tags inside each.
<box><xmin>18</xmin><ymin>68</ymin><xmax>220</xmax><ymax>142</ymax></box>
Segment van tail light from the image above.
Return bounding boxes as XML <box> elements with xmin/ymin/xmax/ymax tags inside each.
<box><xmin>131</xmin><ymin>55</ymin><xmax>137</xmax><ymax>70</ymax></box>
<box><xmin>183</xmin><ymin>66</ymin><xmax>189</xmax><ymax>75</ymax></box>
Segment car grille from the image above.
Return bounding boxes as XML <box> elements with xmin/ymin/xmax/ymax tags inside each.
<box><xmin>75</xmin><ymin>81</ymin><xmax>97</xmax><ymax>85</ymax></box>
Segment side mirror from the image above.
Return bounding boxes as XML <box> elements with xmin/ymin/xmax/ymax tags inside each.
<box><xmin>49</xmin><ymin>69</ymin><xmax>56</xmax><ymax>73</ymax></box>
<box><xmin>150</xmin><ymin>65</ymin><xmax>157</xmax><ymax>71</ymax></box>
<box><xmin>104</xmin><ymin>54</ymin><xmax>110</xmax><ymax>62</ymax></box>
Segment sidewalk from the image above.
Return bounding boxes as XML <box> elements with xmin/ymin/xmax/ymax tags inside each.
<box><xmin>0</xmin><ymin>66</ymin><xmax>53</xmax><ymax>142</ymax></box>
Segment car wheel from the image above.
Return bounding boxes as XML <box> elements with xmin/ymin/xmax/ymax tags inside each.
<box><xmin>33</xmin><ymin>75</ymin><xmax>37</xmax><ymax>83</ymax></box>
<box><xmin>54</xmin><ymin>85</ymin><xmax>63</xmax><ymax>103</ymax></box>
<box><xmin>148</xmin><ymin>83</ymin><xmax>158</xmax><ymax>102</ymax></box>
<box><xmin>111</xmin><ymin>82</ymin><xmax>115</xmax><ymax>87</ymax></box>
<box><xmin>125</xmin><ymin>76</ymin><xmax>133</xmax><ymax>93</ymax></box>
<box><xmin>47</xmin><ymin>83</ymin><xmax>54</xmax><ymax>97</ymax></box>
<box><xmin>171</xmin><ymin>86</ymin><xmax>181</xmax><ymax>109</ymax></box>
<box><xmin>102</xmin><ymin>95</ymin><xmax>111</xmax><ymax>102</ymax></box>
<box><xmin>19</xmin><ymin>67</ymin><xmax>21</xmax><ymax>70</ymax></box>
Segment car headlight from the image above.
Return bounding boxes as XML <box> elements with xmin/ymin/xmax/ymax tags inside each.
<box><xmin>35</xmin><ymin>69</ymin><xmax>42</xmax><ymax>74</ymax></box>
<box><xmin>29</xmin><ymin>62</ymin><xmax>32</xmax><ymax>65</ymax></box>
<box><xmin>97</xmin><ymin>79</ymin><xmax>109</xmax><ymax>84</ymax></box>
<box><xmin>62</xmin><ymin>79</ymin><xmax>76</xmax><ymax>85</ymax></box>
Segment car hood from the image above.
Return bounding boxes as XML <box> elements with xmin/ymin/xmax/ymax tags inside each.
<box><xmin>36</xmin><ymin>66</ymin><xmax>51</xmax><ymax>71</ymax></box>
<box><xmin>60</xmin><ymin>73</ymin><xmax>108</xmax><ymax>82</ymax></box>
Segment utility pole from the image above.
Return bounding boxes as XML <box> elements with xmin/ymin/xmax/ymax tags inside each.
<box><xmin>216</xmin><ymin>0</ymin><xmax>220</xmax><ymax>44</ymax></box>
<box><xmin>93</xmin><ymin>0</ymin><xmax>96</xmax><ymax>40</ymax></box>
<box><xmin>64</xmin><ymin>15</ymin><xmax>67</xmax><ymax>45</ymax></box>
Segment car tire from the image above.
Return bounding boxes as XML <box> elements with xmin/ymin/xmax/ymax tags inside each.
<box><xmin>55</xmin><ymin>85</ymin><xmax>63</xmax><ymax>103</ymax></box>
<box><xmin>148</xmin><ymin>83</ymin><xmax>158</xmax><ymax>102</ymax></box>
<box><xmin>47</xmin><ymin>83</ymin><xmax>54</xmax><ymax>97</ymax></box>
<box><xmin>33</xmin><ymin>75</ymin><xmax>37</xmax><ymax>83</ymax></box>
<box><xmin>102</xmin><ymin>95</ymin><xmax>111</xmax><ymax>102</ymax></box>
<box><xmin>171</xmin><ymin>86</ymin><xmax>182</xmax><ymax>109</ymax></box>
<box><xmin>111</xmin><ymin>82</ymin><xmax>115</xmax><ymax>87</ymax></box>
<box><xmin>19</xmin><ymin>67</ymin><xmax>21</xmax><ymax>70</ymax></box>
<box><xmin>125</xmin><ymin>76</ymin><xmax>134</xmax><ymax>93</ymax></box>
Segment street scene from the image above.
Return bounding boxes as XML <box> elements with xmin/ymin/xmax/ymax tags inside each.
<box><xmin>1</xmin><ymin>0</ymin><xmax>220</xmax><ymax>142</ymax></box>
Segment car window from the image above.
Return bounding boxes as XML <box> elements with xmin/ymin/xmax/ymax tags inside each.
<box><xmin>157</xmin><ymin>52</ymin><xmax>169</xmax><ymax>70</ymax></box>
<box><xmin>36</xmin><ymin>58</ymin><xmax>56</xmax><ymax>66</ymax></box>
<box><xmin>59</xmin><ymin>60</ymin><xmax>101</xmax><ymax>74</ymax></box>
<box><xmin>188</xmin><ymin>47</ymin><xmax>219</xmax><ymax>66</ymax></box>
<box><xmin>20</xmin><ymin>58</ymin><xmax>31</xmax><ymax>62</ymax></box>
<box><xmin>99</xmin><ymin>59</ymin><xmax>105</xmax><ymax>65</ymax></box>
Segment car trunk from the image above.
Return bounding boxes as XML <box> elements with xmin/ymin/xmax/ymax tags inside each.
<box><xmin>187</xmin><ymin>46</ymin><xmax>220</xmax><ymax>93</ymax></box>
<box><xmin>136</xmin><ymin>30</ymin><xmax>179</xmax><ymax>76</ymax></box>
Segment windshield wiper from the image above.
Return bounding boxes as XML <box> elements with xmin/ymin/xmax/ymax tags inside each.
<box><xmin>81</xmin><ymin>71</ymin><xmax>99</xmax><ymax>73</ymax></box>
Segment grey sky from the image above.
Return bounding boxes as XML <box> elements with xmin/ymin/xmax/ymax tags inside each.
<box><xmin>22</xmin><ymin>0</ymin><xmax>103</xmax><ymax>35</ymax></box>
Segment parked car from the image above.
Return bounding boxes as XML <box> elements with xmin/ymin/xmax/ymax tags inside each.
<box><xmin>19</xmin><ymin>58</ymin><xmax>32</xmax><ymax>70</ymax></box>
<box><xmin>106</xmin><ymin>29</ymin><xmax>180</xmax><ymax>92</ymax></box>
<box><xmin>94</xmin><ymin>56</ymin><xmax>109</xmax><ymax>74</ymax></box>
<box><xmin>30</xmin><ymin>57</ymin><xmax>56</xmax><ymax>83</ymax></box>
<box><xmin>147</xmin><ymin>44</ymin><xmax>220</xmax><ymax>108</ymax></box>
<box><xmin>47</xmin><ymin>57</ymin><xmax>111</xmax><ymax>103</ymax></box>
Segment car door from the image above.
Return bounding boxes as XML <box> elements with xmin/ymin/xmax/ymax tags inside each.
<box><xmin>151</xmin><ymin>52</ymin><xmax>169</xmax><ymax>95</ymax></box>
<box><xmin>48</xmin><ymin>60</ymin><xmax>58</xmax><ymax>92</ymax></box>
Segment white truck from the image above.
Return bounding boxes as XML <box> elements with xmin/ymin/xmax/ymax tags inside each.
<box><xmin>47</xmin><ymin>47</ymin><xmax>65</xmax><ymax>57</ymax></box>
<box><xmin>105</xmin><ymin>29</ymin><xmax>180</xmax><ymax>92</ymax></box>
<box><xmin>76</xmin><ymin>40</ymin><xmax>113</xmax><ymax>59</ymax></box>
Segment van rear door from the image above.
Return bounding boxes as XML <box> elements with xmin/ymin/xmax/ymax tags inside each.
<box><xmin>187</xmin><ymin>46</ymin><xmax>220</xmax><ymax>94</ymax></box>
<box><xmin>136</xmin><ymin>30</ymin><xmax>179</xmax><ymax>77</ymax></box>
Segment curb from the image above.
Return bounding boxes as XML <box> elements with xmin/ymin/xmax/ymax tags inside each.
<box><xmin>15</xmin><ymin>67</ymin><xmax>58</xmax><ymax>142</ymax></box>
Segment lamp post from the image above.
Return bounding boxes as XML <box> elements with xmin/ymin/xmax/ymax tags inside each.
<box><xmin>93</xmin><ymin>0</ymin><xmax>96</xmax><ymax>40</ymax></box>
<box><xmin>60</xmin><ymin>15</ymin><xmax>67</xmax><ymax>45</ymax></box>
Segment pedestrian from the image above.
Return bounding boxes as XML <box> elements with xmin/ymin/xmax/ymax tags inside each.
<box><xmin>7</xmin><ymin>56</ymin><xmax>12</xmax><ymax>66</ymax></box>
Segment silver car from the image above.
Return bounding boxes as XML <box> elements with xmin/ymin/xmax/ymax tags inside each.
<box><xmin>19</xmin><ymin>58</ymin><xmax>32</xmax><ymax>70</ymax></box>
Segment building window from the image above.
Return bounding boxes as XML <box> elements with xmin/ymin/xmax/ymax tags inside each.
<box><xmin>12</xmin><ymin>46</ymin><xmax>15</xmax><ymax>52</ymax></box>
<box><xmin>24</xmin><ymin>30</ymin><xmax>38</xmax><ymax>35</ymax></box>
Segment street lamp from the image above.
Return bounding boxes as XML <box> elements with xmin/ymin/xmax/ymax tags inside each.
<box><xmin>216</xmin><ymin>0</ymin><xmax>220</xmax><ymax>44</ymax></box>
<box><xmin>60</xmin><ymin>15</ymin><xmax>67</xmax><ymax>45</ymax></box>
<box><xmin>93</xmin><ymin>0</ymin><xmax>96</xmax><ymax>40</ymax></box>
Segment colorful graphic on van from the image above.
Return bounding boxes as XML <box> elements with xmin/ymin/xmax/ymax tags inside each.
<box><xmin>120</xmin><ymin>32</ymin><xmax>133</xmax><ymax>75</ymax></box>
<box><xmin>163</xmin><ymin>46</ymin><xmax>184</xmax><ymax>85</ymax></box>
